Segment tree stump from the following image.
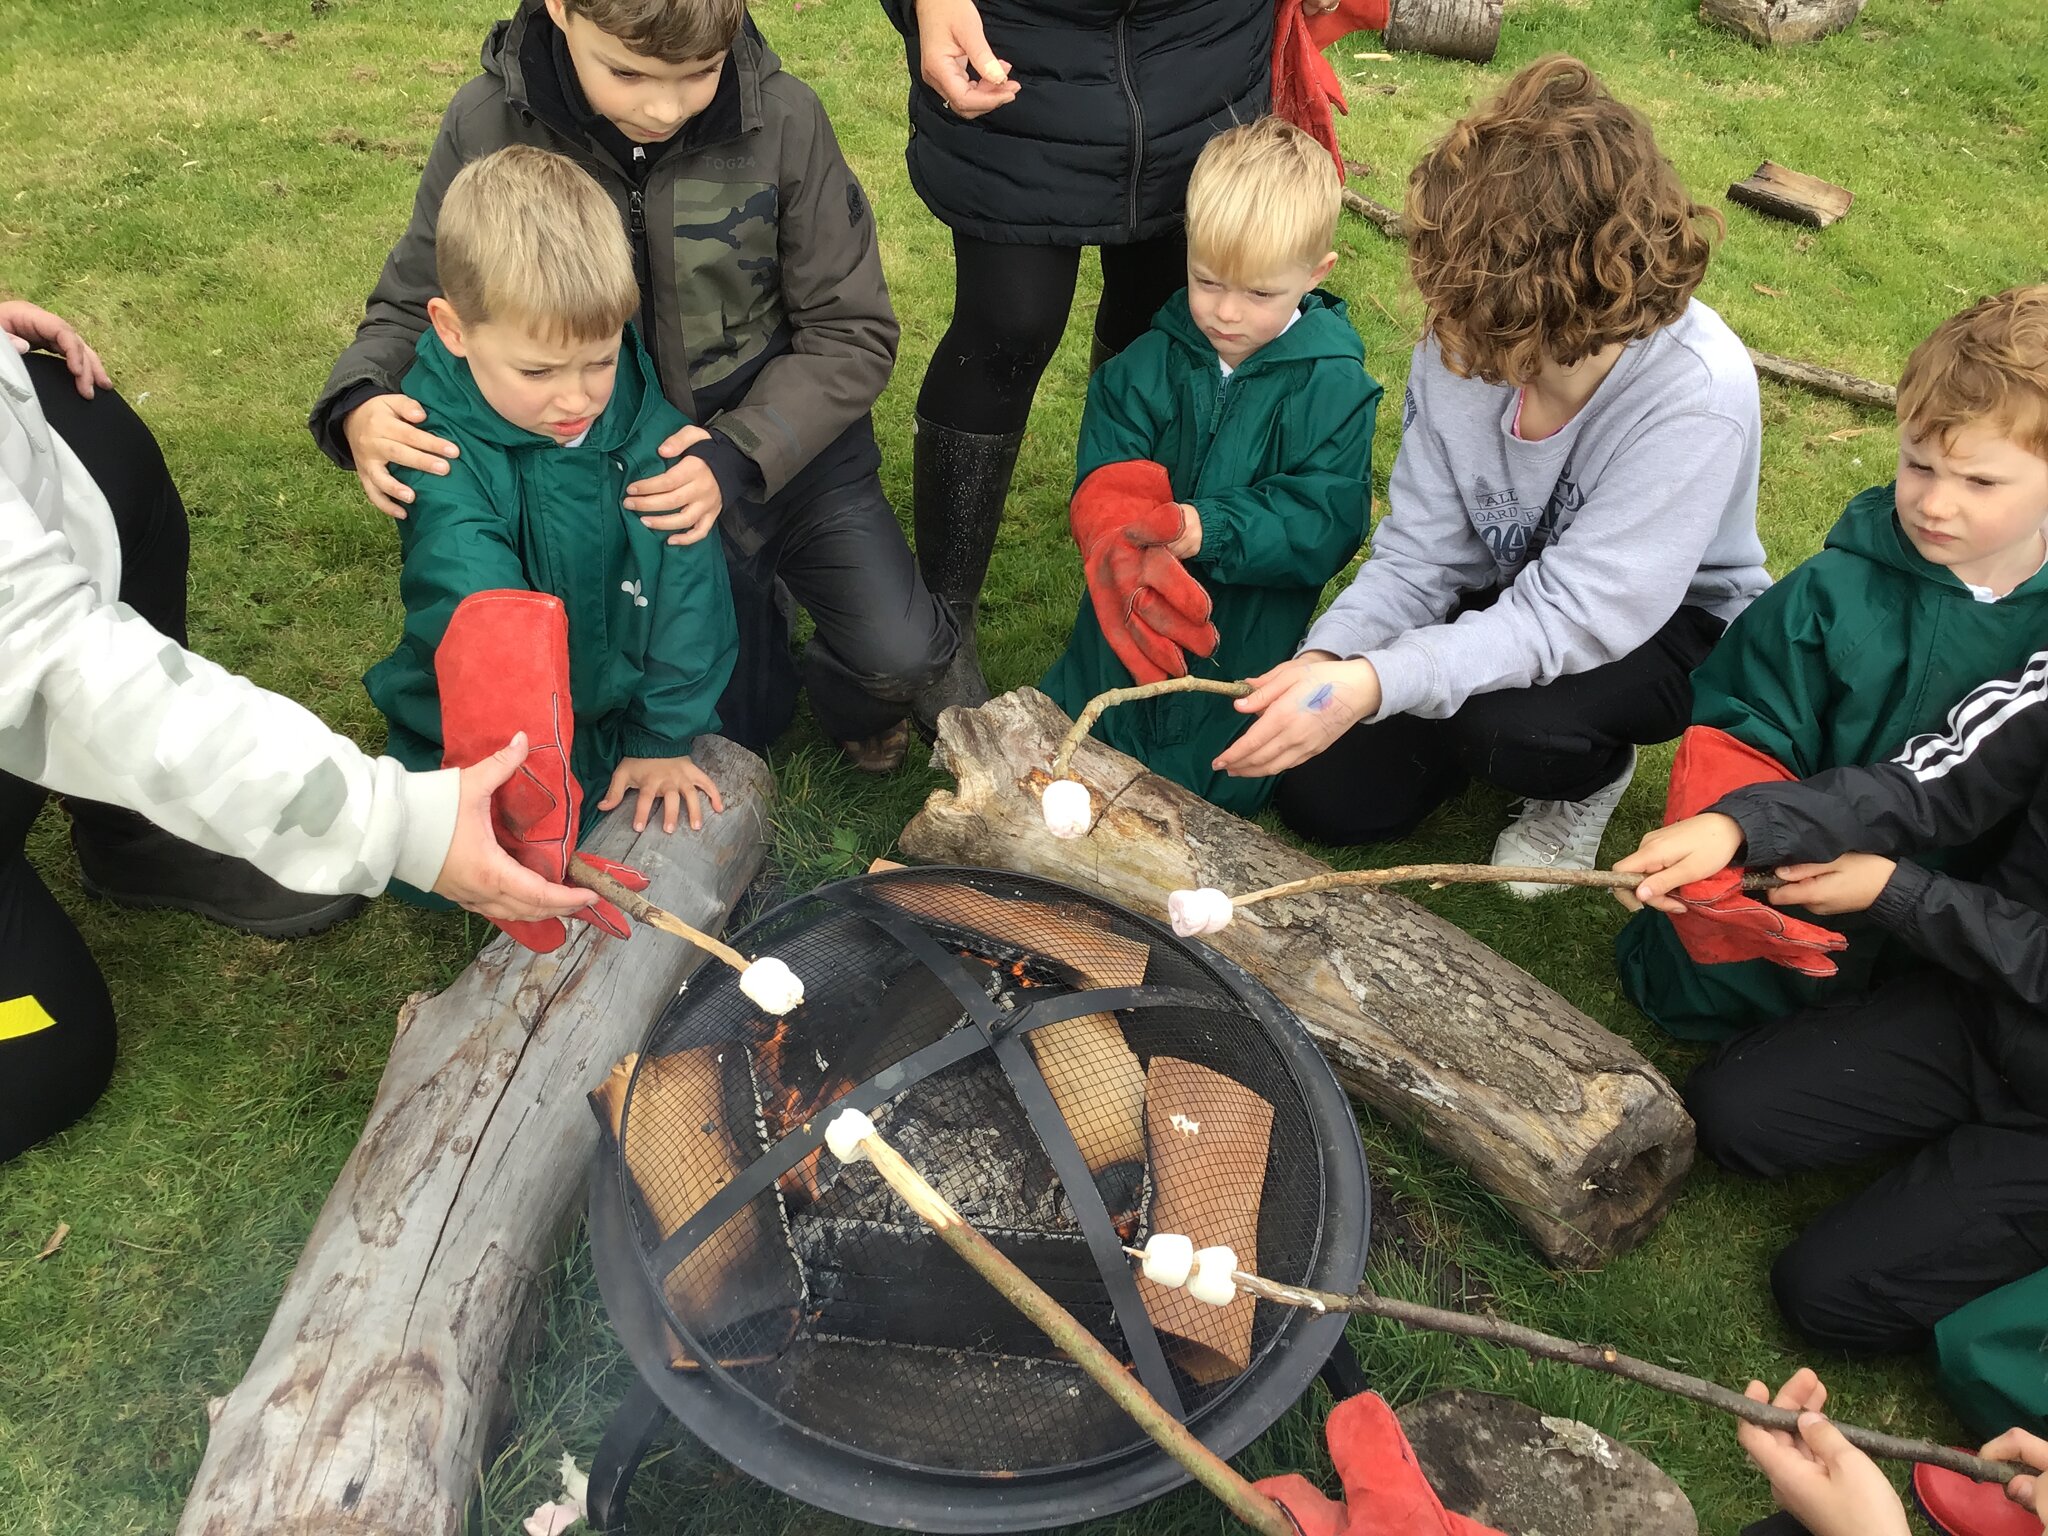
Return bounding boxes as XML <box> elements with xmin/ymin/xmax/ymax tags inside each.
<box><xmin>1387</xmin><ymin>0</ymin><xmax>1504</xmax><ymax>62</ymax></box>
<box><xmin>898</xmin><ymin>690</ymin><xmax>1694</xmax><ymax>1268</ymax></box>
<box><xmin>1399</xmin><ymin>1391</ymin><xmax>1698</xmax><ymax>1535</ymax></box>
<box><xmin>176</xmin><ymin>736</ymin><xmax>774</xmax><ymax>1536</ymax></box>
<box><xmin>1700</xmin><ymin>0</ymin><xmax>1867</xmax><ymax>46</ymax></box>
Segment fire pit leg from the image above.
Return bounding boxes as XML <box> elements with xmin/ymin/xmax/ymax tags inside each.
<box><xmin>1318</xmin><ymin>1337</ymin><xmax>1371</xmax><ymax>1401</ymax></box>
<box><xmin>587</xmin><ymin>1375</ymin><xmax>671</xmax><ymax>1532</ymax></box>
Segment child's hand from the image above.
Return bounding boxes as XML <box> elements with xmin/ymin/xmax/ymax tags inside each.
<box><xmin>1166</xmin><ymin>503</ymin><xmax>1202</xmax><ymax>558</ymax></box>
<box><xmin>1612</xmin><ymin>813</ymin><xmax>1744</xmax><ymax>913</ymax></box>
<box><xmin>625</xmin><ymin>424</ymin><xmax>721</xmax><ymax>546</ymax></box>
<box><xmin>598</xmin><ymin>754</ymin><xmax>726</xmax><ymax>833</ymax></box>
<box><xmin>0</xmin><ymin>299</ymin><xmax>111</xmax><ymax>397</ymax></box>
<box><xmin>1213</xmin><ymin>652</ymin><xmax>1379</xmax><ymax>778</ymax></box>
<box><xmin>1978</xmin><ymin>1428</ymin><xmax>2046</xmax><ymax>1520</ymax></box>
<box><xmin>1735</xmin><ymin>1372</ymin><xmax>1911</xmax><ymax>1536</ymax></box>
<box><xmin>1768</xmin><ymin>853</ymin><xmax>1896</xmax><ymax>916</ymax></box>
<box><xmin>343</xmin><ymin>392</ymin><xmax>459</xmax><ymax>519</ymax></box>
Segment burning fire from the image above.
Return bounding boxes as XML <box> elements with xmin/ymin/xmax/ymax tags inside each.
<box><xmin>754</xmin><ymin>1014</ymin><xmax>857</xmax><ymax>1208</ymax></box>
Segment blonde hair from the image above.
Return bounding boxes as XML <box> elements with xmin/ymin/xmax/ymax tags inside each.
<box><xmin>1897</xmin><ymin>285</ymin><xmax>2048</xmax><ymax>461</ymax></box>
<box><xmin>1405</xmin><ymin>55</ymin><xmax>1721</xmax><ymax>386</ymax></box>
<box><xmin>1185</xmin><ymin>117</ymin><xmax>1341</xmax><ymax>284</ymax></box>
<box><xmin>436</xmin><ymin>146</ymin><xmax>639</xmax><ymax>345</ymax></box>
<box><xmin>562</xmin><ymin>0</ymin><xmax>745</xmax><ymax>63</ymax></box>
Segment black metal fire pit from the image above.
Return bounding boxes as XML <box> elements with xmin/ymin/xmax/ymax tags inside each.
<box><xmin>585</xmin><ymin>866</ymin><xmax>1371</xmax><ymax>1532</ymax></box>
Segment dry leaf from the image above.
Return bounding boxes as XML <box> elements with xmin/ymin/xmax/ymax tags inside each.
<box><xmin>1752</xmin><ymin>283</ymin><xmax>1785</xmax><ymax>298</ymax></box>
<box><xmin>1826</xmin><ymin>427</ymin><xmax>1873</xmax><ymax>441</ymax></box>
<box><xmin>425</xmin><ymin>60</ymin><xmax>463</xmax><ymax>76</ymax></box>
<box><xmin>243</xmin><ymin>28</ymin><xmax>296</xmax><ymax>49</ymax></box>
<box><xmin>350</xmin><ymin>66</ymin><xmax>380</xmax><ymax>82</ymax></box>
<box><xmin>37</xmin><ymin>1222</ymin><xmax>69</xmax><ymax>1260</ymax></box>
<box><xmin>1793</xmin><ymin>234</ymin><xmax>1815</xmax><ymax>254</ymax></box>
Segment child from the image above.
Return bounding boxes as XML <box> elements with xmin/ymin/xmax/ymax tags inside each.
<box><xmin>314</xmin><ymin>0</ymin><xmax>954</xmax><ymax>771</ymax></box>
<box><xmin>1616</xmin><ymin>284</ymin><xmax>2048</xmax><ymax>1038</ymax></box>
<box><xmin>1215</xmin><ymin>56</ymin><xmax>1769</xmax><ymax>890</ymax></box>
<box><xmin>365</xmin><ymin>146</ymin><xmax>736</xmax><ymax>846</ymax></box>
<box><xmin>1614</xmin><ymin>650</ymin><xmax>2048</xmax><ymax>1413</ymax></box>
<box><xmin>1039</xmin><ymin>116</ymin><xmax>1380</xmax><ymax>816</ymax></box>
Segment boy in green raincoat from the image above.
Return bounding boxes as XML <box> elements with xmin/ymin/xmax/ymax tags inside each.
<box><xmin>366</xmin><ymin>146</ymin><xmax>736</xmax><ymax>850</ymax></box>
<box><xmin>1041</xmin><ymin>117</ymin><xmax>1380</xmax><ymax>816</ymax></box>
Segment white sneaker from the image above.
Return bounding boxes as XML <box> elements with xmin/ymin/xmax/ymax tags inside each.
<box><xmin>1489</xmin><ymin>746</ymin><xmax>1637</xmax><ymax>899</ymax></box>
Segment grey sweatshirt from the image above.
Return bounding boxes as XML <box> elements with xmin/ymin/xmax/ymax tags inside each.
<box><xmin>1302</xmin><ymin>298</ymin><xmax>1770</xmax><ymax>721</ymax></box>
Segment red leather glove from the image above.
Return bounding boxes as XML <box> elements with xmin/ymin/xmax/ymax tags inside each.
<box><xmin>1661</xmin><ymin>726</ymin><xmax>1847</xmax><ymax>976</ymax></box>
<box><xmin>436</xmin><ymin>589</ymin><xmax>645</xmax><ymax>953</ymax></box>
<box><xmin>1272</xmin><ymin>0</ymin><xmax>1391</xmax><ymax>174</ymax></box>
<box><xmin>1254</xmin><ymin>1393</ymin><xmax>1502</xmax><ymax>1536</ymax></box>
<box><xmin>1070</xmin><ymin>461</ymin><xmax>1218</xmax><ymax>684</ymax></box>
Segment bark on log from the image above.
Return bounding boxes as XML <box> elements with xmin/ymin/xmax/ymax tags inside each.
<box><xmin>1727</xmin><ymin>160</ymin><xmax>1854</xmax><ymax>227</ymax></box>
<box><xmin>1700</xmin><ymin>0</ymin><xmax>1866</xmax><ymax>46</ymax></box>
<box><xmin>1386</xmin><ymin>0</ymin><xmax>1504</xmax><ymax>62</ymax></box>
<box><xmin>176</xmin><ymin>736</ymin><xmax>774</xmax><ymax>1536</ymax></box>
<box><xmin>899</xmin><ymin>690</ymin><xmax>1693</xmax><ymax>1269</ymax></box>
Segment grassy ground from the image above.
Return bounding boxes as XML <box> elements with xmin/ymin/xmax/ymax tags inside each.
<box><xmin>1</xmin><ymin>0</ymin><xmax>2044</xmax><ymax>1532</ymax></box>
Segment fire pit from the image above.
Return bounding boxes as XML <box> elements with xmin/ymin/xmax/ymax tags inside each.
<box><xmin>585</xmin><ymin>866</ymin><xmax>1371</xmax><ymax>1532</ymax></box>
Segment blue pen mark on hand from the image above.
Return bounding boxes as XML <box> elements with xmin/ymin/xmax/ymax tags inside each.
<box><xmin>1302</xmin><ymin>683</ymin><xmax>1336</xmax><ymax>713</ymax></box>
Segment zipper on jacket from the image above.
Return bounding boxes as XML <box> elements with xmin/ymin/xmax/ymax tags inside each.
<box><xmin>625</xmin><ymin>181</ymin><xmax>659</xmax><ymax>383</ymax></box>
<box><xmin>1113</xmin><ymin>0</ymin><xmax>1144</xmax><ymax>238</ymax></box>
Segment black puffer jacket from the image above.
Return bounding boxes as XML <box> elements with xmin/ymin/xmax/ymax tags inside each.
<box><xmin>883</xmin><ymin>0</ymin><xmax>1271</xmax><ymax>245</ymax></box>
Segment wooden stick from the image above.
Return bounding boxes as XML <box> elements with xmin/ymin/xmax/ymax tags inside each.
<box><xmin>1208</xmin><ymin>1265</ymin><xmax>2027</xmax><ymax>1488</ymax></box>
<box><xmin>1231</xmin><ymin>864</ymin><xmax>1783</xmax><ymax>905</ymax></box>
<box><xmin>842</xmin><ymin>1121</ymin><xmax>1296</xmax><ymax>1536</ymax></box>
<box><xmin>570</xmin><ymin>856</ymin><xmax>751</xmax><ymax>974</ymax></box>
<box><xmin>1053</xmin><ymin>677</ymin><xmax>1255</xmax><ymax>780</ymax></box>
<box><xmin>1341</xmin><ymin>186</ymin><xmax>1406</xmax><ymax>238</ymax></box>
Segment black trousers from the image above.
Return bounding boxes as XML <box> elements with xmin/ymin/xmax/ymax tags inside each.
<box><xmin>715</xmin><ymin>471</ymin><xmax>958</xmax><ymax>750</ymax></box>
<box><xmin>1687</xmin><ymin>973</ymin><xmax>2048</xmax><ymax>1354</ymax></box>
<box><xmin>916</xmin><ymin>230</ymin><xmax>1190</xmax><ymax>436</ymax></box>
<box><xmin>1274</xmin><ymin>598</ymin><xmax>1725</xmax><ymax>847</ymax></box>
<box><xmin>2</xmin><ymin>352</ymin><xmax>190</xmax><ymax>1163</ymax></box>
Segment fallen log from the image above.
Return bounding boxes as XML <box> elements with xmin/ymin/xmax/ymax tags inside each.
<box><xmin>1386</xmin><ymin>0</ymin><xmax>1503</xmax><ymax>62</ymax></box>
<box><xmin>1728</xmin><ymin>160</ymin><xmax>1854</xmax><ymax>228</ymax></box>
<box><xmin>176</xmin><ymin>735</ymin><xmax>774</xmax><ymax>1536</ymax></box>
<box><xmin>1701</xmin><ymin>0</ymin><xmax>1866</xmax><ymax>46</ymax></box>
<box><xmin>899</xmin><ymin>690</ymin><xmax>1694</xmax><ymax>1268</ymax></box>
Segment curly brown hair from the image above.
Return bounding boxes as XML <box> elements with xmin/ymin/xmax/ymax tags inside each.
<box><xmin>1897</xmin><ymin>285</ymin><xmax>2048</xmax><ymax>461</ymax></box>
<box><xmin>1404</xmin><ymin>55</ymin><xmax>1722</xmax><ymax>386</ymax></box>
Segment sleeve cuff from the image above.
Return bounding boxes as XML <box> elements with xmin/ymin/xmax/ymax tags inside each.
<box><xmin>390</xmin><ymin>765</ymin><xmax>463</xmax><ymax>893</ymax></box>
<box><xmin>1868</xmin><ymin>859</ymin><xmax>1934</xmax><ymax>934</ymax></box>
<box><xmin>312</xmin><ymin>377</ymin><xmax>401</xmax><ymax>469</ymax></box>
<box><xmin>621</xmin><ymin>729</ymin><xmax>701</xmax><ymax>760</ymax></box>
<box><xmin>1360</xmin><ymin>641</ymin><xmax>1436</xmax><ymax>721</ymax></box>
<box><xmin>683</xmin><ymin>431</ymin><xmax>765</xmax><ymax>514</ymax></box>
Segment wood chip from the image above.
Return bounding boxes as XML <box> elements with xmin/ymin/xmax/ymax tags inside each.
<box><xmin>1826</xmin><ymin>426</ymin><xmax>1874</xmax><ymax>441</ymax></box>
<box><xmin>36</xmin><ymin>1222</ymin><xmax>69</xmax><ymax>1261</ymax></box>
<box><xmin>243</xmin><ymin>28</ymin><xmax>296</xmax><ymax>49</ymax></box>
<box><xmin>1353</xmin><ymin>50</ymin><xmax>1393</xmax><ymax>60</ymax></box>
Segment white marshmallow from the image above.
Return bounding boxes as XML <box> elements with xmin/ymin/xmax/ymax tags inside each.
<box><xmin>1041</xmin><ymin>778</ymin><xmax>1095</xmax><ymax>839</ymax></box>
<box><xmin>824</xmin><ymin>1107</ymin><xmax>876</xmax><ymax>1164</ymax></box>
<box><xmin>1187</xmin><ymin>1246</ymin><xmax>1239</xmax><ymax>1307</ymax></box>
<box><xmin>739</xmin><ymin>956</ymin><xmax>805</xmax><ymax>1015</ymax></box>
<box><xmin>1139</xmin><ymin>1233</ymin><xmax>1195</xmax><ymax>1289</ymax></box>
<box><xmin>1167</xmin><ymin>887</ymin><xmax>1235</xmax><ymax>937</ymax></box>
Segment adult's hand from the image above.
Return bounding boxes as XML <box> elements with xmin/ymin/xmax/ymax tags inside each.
<box><xmin>432</xmin><ymin>733</ymin><xmax>600</xmax><ymax>923</ymax></box>
<box><xmin>914</xmin><ymin>0</ymin><xmax>1020</xmax><ymax>118</ymax></box>
<box><xmin>1213</xmin><ymin>651</ymin><xmax>1379</xmax><ymax>779</ymax></box>
<box><xmin>343</xmin><ymin>391</ymin><xmax>460</xmax><ymax>519</ymax></box>
<box><xmin>624</xmin><ymin>423</ymin><xmax>722</xmax><ymax>544</ymax></box>
<box><xmin>0</xmin><ymin>300</ymin><xmax>112</xmax><ymax>398</ymax></box>
<box><xmin>1735</xmin><ymin>1371</ymin><xmax>1911</xmax><ymax>1536</ymax></box>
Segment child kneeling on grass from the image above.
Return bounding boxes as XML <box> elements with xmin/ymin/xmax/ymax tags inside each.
<box><xmin>1216</xmin><ymin>56</ymin><xmax>1768</xmax><ymax>888</ymax></box>
<box><xmin>1616</xmin><ymin>284</ymin><xmax>2048</xmax><ymax>1040</ymax></box>
<box><xmin>366</xmin><ymin>147</ymin><xmax>737</xmax><ymax>893</ymax></box>
<box><xmin>1039</xmin><ymin>115</ymin><xmax>1381</xmax><ymax>816</ymax></box>
<box><xmin>1613</xmin><ymin>649</ymin><xmax>2048</xmax><ymax>1454</ymax></box>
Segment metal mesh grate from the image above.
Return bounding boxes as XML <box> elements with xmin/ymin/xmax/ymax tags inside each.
<box><xmin>606</xmin><ymin>867</ymin><xmax>1342</xmax><ymax>1479</ymax></box>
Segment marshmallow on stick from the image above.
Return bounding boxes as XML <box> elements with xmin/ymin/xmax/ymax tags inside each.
<box><xmin>572</xmin><ymin>856</ymin><xmax>806</xmax><ymax>1015</ymax></box>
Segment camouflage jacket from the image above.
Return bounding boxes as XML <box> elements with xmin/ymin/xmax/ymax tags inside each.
<box><xmin>310</xmin><ymin>6</ymin><xmax>897</xmax><ymax>505</ymax></box>
<box><xmin>0</xmin><ymin>343</ymin><xmax>459</xmax><ymax>896</ymax></box>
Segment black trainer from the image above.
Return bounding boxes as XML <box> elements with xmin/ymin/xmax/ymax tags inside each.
<box><xmin>70</xmin><ymin>811</ymin><xmax>366</xmax><ymax>940</ymax></box>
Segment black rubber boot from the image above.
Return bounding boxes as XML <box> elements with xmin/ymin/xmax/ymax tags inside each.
<box><xmin>68</xmin><ymin>802</ymin><xmax>366</xmax><ymax>940</ymax></box>
<box><xmin>909</xmin><ymin>416</ymin><xmax>1025</xmax><ymax>733</ymax></box>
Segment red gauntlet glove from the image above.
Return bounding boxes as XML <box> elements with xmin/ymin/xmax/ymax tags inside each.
<box><xmin>1662</xmin><ymin>726</ymin><xmax>1847</xmax><ymax>976</ymax></box>
<box><xmin>1272</xmin><ymin>0</ymin><xmax>1391</xmax><ymax>173</ymax></box>
<box><xmin>1254</xmin><ymin>1393</ymin><xmax>1502</xmax><ymax>1536</ymax></box>
<box><xmin>436</xmin><ymin>589</ymin><xmax>646</xmax><ymax>953</ymax></box>
<box><xmin>1070</xmin><ymin>461</ymin><xmax>1218</xmax><ymax>685</ymax></box>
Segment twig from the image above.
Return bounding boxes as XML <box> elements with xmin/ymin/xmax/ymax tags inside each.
<box><xmin>1230</xmin><ymin>863</ymin><xmax>1783</xmax><ymax>905</ymax></box>
<box><xmin>1214</xmin><ymin>1266</ymin><xmax>2025</xmax><ymax>1487</ymax></box>
<box><xmin>845</xmin><ymin>1121</ymin><xmax>1295</xmax><ymax>1536</ymax></box>
<box><xmin>1340</xmin><ymin>186</ymin><xmax>1405</xmax><ymax>239</ymax></box>
<box><xmin>1052</xmin><ymin>677</ymin><xmax>1255</xmax><ymax>780</ymax></box>
<box><xmin>570</xmin><ymin>856</ymin><xmax>750</xmax><ymax>973</ymax></box>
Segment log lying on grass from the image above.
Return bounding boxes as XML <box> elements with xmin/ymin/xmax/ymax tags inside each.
<box><xmin>899</xmin><ymin>690</ymin><xmax>1693</xmax><ymax>1268</ymax></box>
<box><xmin>177</xmin><ymin>736</ymin><xmax>773</xmax><ymax>1536</ymax></box>
<box><xmin>1701</xmin><ymin>0</ymin><xmax>1866</xmax><ymax>46</ymax></box>
<box><xmin>1385</xmin><ymin>0</ymin><xmax>1504</xmax><ymax>63</ymax></box>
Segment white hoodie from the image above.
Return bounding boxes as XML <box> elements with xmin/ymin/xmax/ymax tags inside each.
<box><xmin>0</xmin><ymin>343</ymin><xmax>457</xmax><ymax>895</ymax></box>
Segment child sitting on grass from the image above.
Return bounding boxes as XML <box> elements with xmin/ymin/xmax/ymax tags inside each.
<box><xmin>1215</xmin><ymin>56</ymin><xmax>1769</xmax><ymax>887</ymax></box>
<box><xmin>1616</xmin><ymin>284</ymin><xmax>2048</xmax><ymax>1039</ymax></box>
<box><xmin>365</xmin><ymin>146</ymin><xmax>736</xmax><ymax>855</ymax></box>
<box><xmin>1039</xmin><ymin>115</ymin><xmax>1380</xmax><ymax>816</ymax></box>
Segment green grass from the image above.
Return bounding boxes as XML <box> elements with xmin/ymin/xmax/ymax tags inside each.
<box><xmin>1</xmin><ymin>0</ymin><xmax>2044</xmax><ymax>1532</ymax></box>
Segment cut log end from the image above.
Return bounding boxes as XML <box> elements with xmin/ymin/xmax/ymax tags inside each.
<box><xmin>1386</xmin><ymin>0</ymin><xmax>1505</xmax><ymax>62</ymax></box>
<box><xmin>1700</xmin><ymin>0</ymin><xmax>1867</xmax><ymax>45</ymax></box>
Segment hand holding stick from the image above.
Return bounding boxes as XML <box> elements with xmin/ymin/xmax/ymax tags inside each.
<box><xmin>1051</xmin><ymin>677</ymin><xmax>1254</xmax><ymax>780</ymax></box>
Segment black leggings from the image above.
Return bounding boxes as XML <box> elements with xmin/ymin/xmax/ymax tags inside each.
<box><xmin>1</xmin><ymin>352</ymin><xmax>190</xmax><ymax>1163</ymax></box>
<box><xmin>916</xmin><ymin>230</ymin><xmax>1190</xmax><ymax>435</ymax></box>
